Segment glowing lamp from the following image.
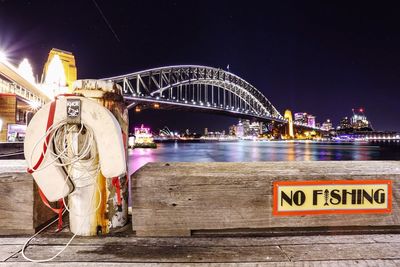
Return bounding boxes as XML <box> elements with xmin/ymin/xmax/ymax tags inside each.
<box><xmin>0</xmin><ymin>51</ymin><xmax>6</xmax><ymax>62</ymax></box>
<box><xmin>29</xmin><ymin>100</ymin><xmax>41</xmax><ymax>110</ymax></box>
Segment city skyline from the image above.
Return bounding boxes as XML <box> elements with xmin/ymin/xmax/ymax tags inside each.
<box><xmin>1</xmin><ymin>1</ymin><xmax>399</xmax><ymax>130</ymax></box>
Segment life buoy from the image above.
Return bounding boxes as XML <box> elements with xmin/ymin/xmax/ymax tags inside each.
<box><xmin>24</xmin><ymin>96</ymin><xmax>126</xmax><ymax>202</ymax></box>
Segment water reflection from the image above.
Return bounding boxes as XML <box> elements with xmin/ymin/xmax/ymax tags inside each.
<box><xmin>128</xmin><ymin>141</ymin><xmax>400</xmax><ymax>174</ymax></box>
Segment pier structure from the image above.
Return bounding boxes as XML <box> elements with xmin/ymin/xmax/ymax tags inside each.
<box><xmin>1</xmin><ymin>160</ymin><xmax>400</xmax><ymax>265</ymax></box>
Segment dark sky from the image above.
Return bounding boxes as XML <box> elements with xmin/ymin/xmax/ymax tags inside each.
<box><xmin>1</xmin><ymin>0</ymin><xmax>400</xmax><ymax>132</ymax></box>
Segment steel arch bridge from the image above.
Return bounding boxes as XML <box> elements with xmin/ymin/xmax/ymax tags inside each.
<box><xmin>102</xmin><ymin>65</ymin><xmax>285</xmax><ymax>123</ymax></box>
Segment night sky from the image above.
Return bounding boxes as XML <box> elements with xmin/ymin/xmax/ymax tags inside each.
<box><xmin>1</xmin><ymin>1</ymin><xmax>399</xmax><ymax>132</ymax></box>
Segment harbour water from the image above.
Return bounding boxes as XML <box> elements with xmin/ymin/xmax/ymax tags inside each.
<box><xmin>128</xmin><ymin>140</ymin><xmax>400</xmax><ymax>174</ymax></box>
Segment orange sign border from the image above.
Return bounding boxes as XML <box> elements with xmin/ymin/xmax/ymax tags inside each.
<box><xmin>273</xmin><ymin>180</ymin><xmax>392</xmax><ymax>216</ymax></box>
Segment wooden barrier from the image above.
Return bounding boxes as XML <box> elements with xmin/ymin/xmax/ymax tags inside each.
<box><xmin>0</xmin><ymin>160</ymin><xmax>54</xmax><ymax>235</ymax></box>
<box><xmin>131</xmin><ymin>161</ymin><xmax>400</xmax><ymax>237</ymax></box>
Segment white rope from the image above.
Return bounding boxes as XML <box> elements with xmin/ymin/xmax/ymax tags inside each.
<box><xmin>22</xmin><ymin>119</ymin><xmax>102</xmax><ymax>262</ymax></box>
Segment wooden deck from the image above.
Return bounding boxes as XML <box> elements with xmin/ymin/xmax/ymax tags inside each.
<box><xmin>1</xmin><ymin>232</ymin><xmax>400</xmax><ymax>266</ymax></box>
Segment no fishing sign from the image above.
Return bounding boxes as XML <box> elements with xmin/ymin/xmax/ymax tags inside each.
<box><xmin>273</xmin><ymin>180</ymin><xmax>392</xmax><ymax>216</ymax></box>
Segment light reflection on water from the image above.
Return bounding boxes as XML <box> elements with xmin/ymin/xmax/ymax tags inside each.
<box><xmin>128</xmin><ymin>141</ymin><xmax>400</xmax><ymax>174</ymax></box>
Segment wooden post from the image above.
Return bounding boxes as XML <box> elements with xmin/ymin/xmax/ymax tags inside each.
<box><xmin>68</xmin><ymin>80</ymin><xmax>129</xmax><ymax>236</ymax></box>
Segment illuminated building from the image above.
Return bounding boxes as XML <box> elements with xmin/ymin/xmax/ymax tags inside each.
<box><xmin>249</xmin><ymin>121</ymin><xmax>262</xmax><ymax>136</ymax></box>
<box><xmin>337</xmin><ymin>117</ymin><xmax>351</xmax><ymax>131</ymax></box>
<box><xmin>42</xmin><ymin>48</ymin><xmax>77</xmax><ymax>91</ymax></box>
<box><xmin>351</xmin><ymin>108</ymin><xmax>373</xmax><ymax>131</ymax></box>
<box><xmin>294</xmin><ymin>112</ymin><xmax>316</xmax><ymax>128</ymax></box>
<box><xmin>204</xmin><ymin>128</ymin><xmax>208</xmax><ymax>136</ymax></box>
<box><xmin>321</xmin><ymin>119</ymin><xmax>333</xmax><ymax>131</ymax></box>
<box><xmin>0</xmin><ymin>93</ymin><xmax>31</xmax><ymax>142</ymax></box>
<box><xmin>242</xmin><ymin>119</ymin><xmax>250</xmax><ymax>136</ymax></box>
<box><xmin>284</xmin><ymin>109</ymin><xmax>294</xmax><ymax>138</ymax></box>
<box><xmin>236</xmin><ymin>121</ymin><xmax>244</xmax><ymax>138</ymax></box>
<box><xmin>0</xmin><ymin>48</ymin><xmax>78</xmax><ymax>142</ymax></box>
<box><xmin>307</xmin><ymin>115</ymin><xmax>316</xmax><ymax>128</ymax></box>
<box><xmin>294</xmin><ymin>112</ymin><xmax>308</xmax><ymax>125</ymax></box>
<box><xmin>229</xmin><ymin>125</ymin><xmax>237</xmax><ymax>136</ymax></box>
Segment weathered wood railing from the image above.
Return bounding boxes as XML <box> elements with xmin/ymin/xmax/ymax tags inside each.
<box><xmin>131</xmin><ymin>161</ymin><xmax>400</xmax><ymax>236</ymax></box>
<box><xmin>1</xmin><ymin>160</ymin><xmax>399</xmax><ymax>237</ymax></box>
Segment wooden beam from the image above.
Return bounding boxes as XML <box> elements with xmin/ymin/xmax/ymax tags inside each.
<box><xmin>132</xmin><ymin>161</ymin><xmax>400</xmax><ymax>237</ymax></box>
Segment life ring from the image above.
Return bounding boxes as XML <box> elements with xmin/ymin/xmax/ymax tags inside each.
<box><xmin>24</xmin><ymin>96</ymin><xmax>126</xmax><ymax>202</ymax></box>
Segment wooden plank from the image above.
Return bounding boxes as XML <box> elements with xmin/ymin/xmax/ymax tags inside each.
<box><xmin>373</xmin><ymin>234</ymin><xmax>400</xmax><ymax>243</ymax></box>
<box><xmin>2</xmin><ymin>260</ymin><xmax>400</xmax><ymax>267</ymax></box>
<box><xmin>0</xmin><ymin>172</ymin><xmax>34</xmax><ymax>232</ymax></box>
<box><xmin>0</xmin><ymin>161</ymin><xmax>55</xmax><ymax>234</ymax></box>
<box><xmin>0</xmin><ymin>245</ymin><xmax>20</xmax><ymax>262</ymax></box>
<box><xmin>132</xmin><ymin>161</ymin><xmax>400</xmax><ymax>236</ymax></box>
<box><xmin>2</xmin><ymin>234</ymin><xmax>400</xmax><ymax>265</ymax></box>
<box><xmin>10</xmin><ymin>245</ymin><xmax>287</xmax><ymax>263</ymax></box>
<box><xmin>281</xmin><ymin>243</ymin><xmax>400</xmax><ymax>261</ymax></box>
<box><xmin>0</xmin><ymin>233</ymin><xmax>390</xmax><ymax>246</ymax></box>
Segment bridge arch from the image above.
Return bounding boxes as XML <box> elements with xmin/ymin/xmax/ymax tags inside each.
<box><xmin>102</xmin><ymin>65</ymin><xmax>284</xmax><ymax>122</ymax></box>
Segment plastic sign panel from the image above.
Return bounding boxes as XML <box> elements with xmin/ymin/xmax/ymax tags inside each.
<box><xmin>273</xmin><ymin>180</ymin><xmax>392</xmax><ymax>216</ymax></box>
<box><xmin>66</xmin><ymin>99</ymin><xmax>81</xmax><ymax>124</ymax></box>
